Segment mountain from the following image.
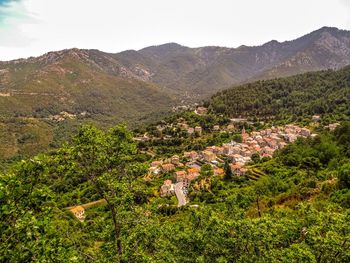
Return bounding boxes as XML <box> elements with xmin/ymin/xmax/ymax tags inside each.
<box><xmin>0</xmin><ymin>48</ymin><xmax>175</xmax><ymax>119</ymax></box>
<box><xmin>0</xmin><ymin>26</ymin><xmax>350</xmax><ymax>161</ymax></box>
<box><xmin>2</xmin><ymin>26</ymin><xmax>349</xmax><ymax>114</ymax></box>
<box><xmin>114</xmin><ymin>26</ymin><xmax>350</xmax><ymax>97</ymax></box>
<box><xmin>0</xmin><ymin>49</ymin><xmax>175</xmax><ymax>161</ymax></box>
<box><xmin>249</xmin><ymin>27</ymin><xmax>350</xmax><ymax>80</ymax></box>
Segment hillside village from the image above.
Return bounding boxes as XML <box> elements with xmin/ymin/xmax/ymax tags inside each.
<box><xmin>140</xmin><ymin>107</ymin><xmax>324</xmax><ymax>206</ymax></box>
<box><xmin>63</xmin><ymin>106</ymin><xmax>342</xmax><ymax>219</ymax></box>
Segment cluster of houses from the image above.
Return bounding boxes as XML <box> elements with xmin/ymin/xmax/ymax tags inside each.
<box><xmin>156</xmin><ymin>124</ymin><xmax>314</xmax><ymax>198</ymax></box>
<box><xmin>325</xmin><ymin>122</ymin><xmax>340</xmax><ymax>131</ymax></box>
<box><xmin>49</xmin><ymin>111</ymin><xmax>88</xmax><ymax>122</ymax></box>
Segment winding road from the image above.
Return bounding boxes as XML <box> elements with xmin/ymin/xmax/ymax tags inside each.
<box><xmin>175</xmin><ymin>182</ymin><xmax>187</xmax><ymax>207</ymax></box>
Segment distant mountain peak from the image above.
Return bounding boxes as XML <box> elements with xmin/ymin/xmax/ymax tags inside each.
<box><xmin>142</xmin><ymin>42</ymin><xmax>184</xmax><ymax>49</ymax></box>
<box><xmin>139</xmin><ymin>42</ymin><xmax>188</xmax><ymax>58</ymax></box>
<box><xmin>318</xmin><ymin>26</ymin><xmax>342</xmax><ymax>33</ymax></box>
<box><xmin>263</xmin><ymin>40</ymin><xmax>280</xmax><ymax>47</ymax></box>
<box><xmin>1</xmin><ymin>26</ymin><xmax>350</xmax><ymax>101</ymax></box>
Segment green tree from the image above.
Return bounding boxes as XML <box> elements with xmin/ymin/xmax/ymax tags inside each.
<box><xmin>251</xmin><ymin>153</ymin><xmax>261</xmax><ymax>164</ymax></box>
<box><xmin>223</xmin><ymin>160</ymin><xmax>233</xmax><ymax>181</ymax></box>
<box><xmin>0</xmin><ymin>158</ymin><xmax>85</xmax><ymax>262</ymax></box>
<box><xmin>70</xmin><ymin>124</ymin><xmax>140</xmax><ymax>259</ymax></box>
<box><xmin>338</xmin><ymin>163</ymin><xmax>350</xmax><ymax>189</ymax></box>
<box><xmin>200</xmin><ymin>163</ymin><xmax>214</xmax><ymax>177</ymax></box>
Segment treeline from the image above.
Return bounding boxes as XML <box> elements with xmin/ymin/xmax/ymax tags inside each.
<box><xmin>206</xmin><ymin>66</ymin><xmax>350</xmax><ymax>123</ymax></box>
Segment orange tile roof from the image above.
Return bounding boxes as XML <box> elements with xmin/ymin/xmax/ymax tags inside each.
<box><xmin>175</xmin><ymin>171</ymin><xmax>187</xmax><ymax>176</ymax></box>
<box><xmin>187</xmin><ymin>168</ymin><xmax>200</xmax><ymax>173</ymax></box>
<box><xmin>214</xmin><ymin>168</ymin><xmax>224</xmax><ymax>175</ymax></box>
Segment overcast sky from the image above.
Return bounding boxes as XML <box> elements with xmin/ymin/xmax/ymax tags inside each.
<box><xmin>0</xmin><ymin>0</ymin><xmax>349</xmax><ymax>60</ymax></box>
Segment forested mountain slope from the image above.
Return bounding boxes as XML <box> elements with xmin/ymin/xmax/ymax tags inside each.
<box><xmin>207</xmin><ymin>66</ymin><xmax>350</xmax><ymax>122</ymax></box>
<box><xmin>0</xmin><ymin>49</ymin><xmax>175</xmax><ymax>161</ymax></box>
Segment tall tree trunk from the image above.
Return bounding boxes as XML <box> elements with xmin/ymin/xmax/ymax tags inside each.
<box><xmin>256</xmin><ymin>196</ymin><xmax>261</xmax><ymax>218</ymax></box>
<box><xmin>92</xmin><ymin>180</ymin><xmax>123</xmax><ymax>258</ymax></box>
<box><xmin>109</xmin><ymin>204</ymin><xmax>123</xmax><ymax>256</ymax></box>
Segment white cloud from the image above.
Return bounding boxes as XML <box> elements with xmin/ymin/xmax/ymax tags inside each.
<box><xmin>0</xmin><ymin>0</ymin><xmax>349</xmax><ymax>60</ymax></box>
<box><xmin>0</xmin><ymin>0</ymin><xmax>37</xmax><ymax>48</ymax></box>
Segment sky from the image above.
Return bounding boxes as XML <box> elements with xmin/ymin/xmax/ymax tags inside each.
<box><xmin>0</xmin><ymin>0</ymin><xmax>349</xmax><ymax>61</ymax></box>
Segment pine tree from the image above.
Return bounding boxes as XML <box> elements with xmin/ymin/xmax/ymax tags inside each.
<box><xmin>224</xmin><ymin>160</ymin><xmax>233</xmax><ymax>181</ymax></box>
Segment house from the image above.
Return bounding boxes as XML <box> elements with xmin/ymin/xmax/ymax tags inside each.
<box><xmin>70</xmin><ymin>206</ymin><xmax>86</xmax><ymax>222</ymax></box>
<box><xmin>223</xmin><ymin>144</ymin><xmax>232</xmax><ymax>155</ymax></box>
<box><xmin>160</xmin><ymin>180</ymin><xmax>175</xmax><ymax>197</ymax></box>
<box><xmin>267</xmin><ymin>139</ymin><xmax>278</xmax><ymax>150</ymax></box>
<box><xmin>242</xmin><ymin>127</ymin><xmax>249</xmax><ymax>142</ymax></box>
<box><xmin>175</xmin><ymin>170</ymin><xmax>187</xmax><ymax>180</ymax></box>
<box><xmin>242</xmin><ymin>157</ymin><xmax>252</xmax><ymax>163</ymax></box>
<box><xmin>184</xmin><ymin>151</ymin><xmax>199</xmax><ymax>161</ymax></box>
<box><xmin>251</xmin><ymin>131</ymin><xmax>260</xmax><ymax>137</ymax></box>
<box><xmin>187</xmin><ymin>168</ymin><xmax>200</xmax><ymax>180</ymax></box>
<box><xmin>253</xmin><ymin>145</ymin><xmax>262</xmax><ymax>153</ymax></box>
<box><xmin>186</xmin><ymin>162</ymin><xmax>202</xmax><ymax>170</ymax></box>
<box><xmin>195</xmin><ymin>107</ymin><xmax>208</xmax><ymax>115</ymax></box>
<box><xmin>161</xmin><ymin>163</ymin><xmax>175</xmax><ymax>173</ymax></box>
<box><xmin>187</xmin><ymin>127</ymin><xmax>195</xmax><ymax>135</ymax></box>
<box><xmin>242</xmin><ymin>149</ymin><xmax>252</xmax><ymax>157</ymax></box>
<box><xmin>133</xmin><ymin>135</ymin><xmax>150</xmax><ymax>142</ymax></box>
<box><xmin>231</xmin><ymin>146</ymin><xmax>241</xmax><ymax>154</ymax></box>
<box><xmin>148</xmin><ymin>166</ymin><xmax>160</xmax><ymax>175</ymax></box>
<box><xmin>326</xmin><ymin>123</ymin><xmax>340</xmax><ymax>131</ymax></box>
<box><xmin>214</xmin><ymin>168</ymin><xmax>224</xmax><ymax>176</ymax></box>
<box><xmin>212</xmin><ymin>146</ymin><xmax>224</xmax><ymax>155</ymax></box>
<box><xmin>287</xmin><ymin>134</ymin><xmax>297</xmax><ymax>143</ymax></box>
<box><xmin>262</xmin><ymin>153</ymin><xmax>273</xmax><ymax>158</ymax></box>
<box><xmin>195</xmin><ymin>126</ymin><xmax>203</xmax><ymax>136</ymax></box>
<box><xmin>175</xmin><ymin>171</ymin><xmax>190</xmax><ymax>187</ymax></box>
<box><xmin>230</xmin><ymin>163</ymin><xmax>246</xmax><ymax>176</ymax></box>
<box><xmin>151</xmin><ymin>161</ymin><xmax>162</xmax><ymax>167</ymax></box>
<box><xmin>230</xmin><ymin>118</ymin><xmax>247</xmax><ymax>123</ymax></box>
<box><xmin>278</xmin><ymin>141</ymin><xmax>287</xmax><ymax>149</ymax></box>
<box><xmin>178</xmin><ymin>123</ymin><xmax>189</xmax><ymax>130</ymax></box>
<box><xmin>171</xmin><ymin>155</ymin><xmax>180</xmax><ymax>165</ymax></box>
<box><xmin>227</xmin><ymin>124</ymin><xmax>235</xmax><ymax>132</ymax></box>
<box><xmin>202</xmin><ymin>150</ymin><xmax>216</xmax><ymax>162</ymax></box>
<box><xmin>300</xmin><ymin>128</ymin><xmax>311</xmax><ymax>137</ymax></box>
<box><xmin>229</xmin><ymin>153</ymin><xmax>244</xmax><ymax>163</ymax></box>
<box><xmin>263</xmin><ymin>146</ymin><xmax>275</xmax><ymax>156</ymax></box>
<box><xmin>312</xmin><ymin>115</ymin><xmax>321</xmax><ymax>122</ymax></box>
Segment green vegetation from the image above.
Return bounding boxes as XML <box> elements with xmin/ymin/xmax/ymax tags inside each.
<box><xmin>1</xmin><ymin>121</ymin><xmax>350</xmax><ymax>262</ymax></box>
<box><xmin>1</xmin><ymin>26</ymin><xmax>350</xmax><ymax>164</ymax></box>
<box><xmin>207</xmin><ymin>66</ymin><xmax>350</xmax><ymax>124</ymax></box>
<box><xmin>136</xmin><ymin>111</ymin><xmax>244</xmax><ymax>157</ymax></box>
<box><xmin>2</xmin><ymin>42</ymin><xmax>350</xmax><ymax>261</ymax></box>
<box><xmin>0</xmin><ymin>49</ymin><xmax>175</xmax><ymax>164</ymax></box>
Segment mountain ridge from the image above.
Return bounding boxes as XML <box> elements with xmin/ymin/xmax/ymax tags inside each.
<box><xmin>0</xmin><ymin>26</ymin><xmax>350</xmax><ymax>161</ymax></box>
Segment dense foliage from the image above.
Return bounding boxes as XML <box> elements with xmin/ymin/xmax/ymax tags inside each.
<box><xmin>136</xmin><ymin>111</ymin><xmax>244</xmax><ymax>157</ymax></box>
<box><xmin>207</xmin><ymin>66</ymin><xmax>350</xmax><ymax>124</ymax></box>
<box><xmin>1</xmin><ymin>121</ymin><xmax>350</xmax><ymax>262</ymax></box>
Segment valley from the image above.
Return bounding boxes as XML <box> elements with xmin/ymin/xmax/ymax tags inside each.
<box><xmin>1</xmin><ymin>25</ymin><xmax>350</xmax><ymax>262</ymax></box>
